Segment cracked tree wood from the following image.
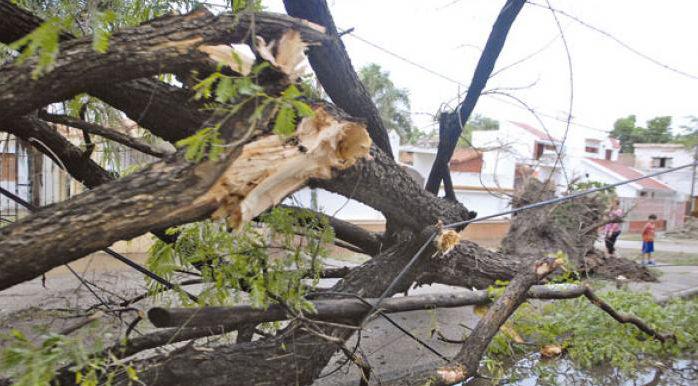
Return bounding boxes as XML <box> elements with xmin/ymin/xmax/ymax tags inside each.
<box><xmin>284</xmin><ymin>0</ymin><xmax>394</xmax><ymax>158</ymax></box>
<box><xmin>0</xmin><ymin>106</ymin><xmax>370</xmax><ymax>291</ymax></box>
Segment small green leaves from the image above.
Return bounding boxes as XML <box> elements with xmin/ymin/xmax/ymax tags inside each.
<box><xmin>273</xmin><ymin>104</ymin><xmax>297</xmax><ymax>136</ymax></box>
<box><xmin>176</xmin><ymin>126</ymin><xmax>224</xmax><ymax>162</ymax></box>
<box><xmin>92</xmin><ymin>10</ymin><xmax>117</xmax><ymax>53</ymax></box>
<box><xmin>10</xmin><ymin>17</ymin><xmax>64</xmax><ymax>79</ymax></box>
<box><xmin>272</xmin><ymin>85</ymin><xmax>315</xmax><ymax>136</ymax></box>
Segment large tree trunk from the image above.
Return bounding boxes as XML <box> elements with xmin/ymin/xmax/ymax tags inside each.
<box><xmin>0</xmin><ymin>8</ymin><xmax>327</xmax><ymax>120</ymax></box>
<box><xmin>0</xmin><ymin>104</ymin><xmax>370</xmax><ymax>291</ymax></box>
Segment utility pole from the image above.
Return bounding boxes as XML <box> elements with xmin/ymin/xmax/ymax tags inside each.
<box><xmin>690</xmin><ymin>145</ymin><xmax>698</xmax><ymax>215</ymax></box>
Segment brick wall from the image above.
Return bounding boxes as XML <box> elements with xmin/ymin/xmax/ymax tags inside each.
<box><xmin>619</xmin><ymin>197</ymin><xmax>687</xmax><ymax>232</ymax></box>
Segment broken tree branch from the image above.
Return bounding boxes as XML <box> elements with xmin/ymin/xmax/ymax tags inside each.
<box><xmin>0</xmin><ymin>104</ymin><xmax>370</xmax><ymax>290</ymax></box>
<box><xmin>425</xmin><ymin>0</ymin><xmax>526</xmax><ymax>198</ymax></box>
<box><xmin>283</xmin><ymin>0</ymin><xmax>394</xmax><ymax>157</ymax></box>
<box><xmin>38</xmin><ymin>112</ymin><xmax>173</xmax><ymax>158</ymax></box>
<box><xmin>0</xmin><ymin>8</ymin><xmax>328</xmax><ymax>120</ymax></box>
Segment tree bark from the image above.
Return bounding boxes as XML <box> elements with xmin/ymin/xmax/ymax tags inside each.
<box><xmin>0</xmin><ymin>103</ymin><xmax>369</xmax><ymax>291</ymax></box>
<box><xmin>283</xmin><ymin>0</ymin><xmax>394</xmax><ymax>158</ymax></box>
<box><xmin>425</xmin><ymin>0</ymin><xmax>526</xmax><ymax>197</ymax></box>
<box><xmin>312</xmin><ymin>147</ymin><xmax>476</xmax><ymax>232</ymax></box>
<box><xmin>39</xmin><ymin>112</ymin><xmax>172</xmax><ymax>158</ymax></box>
<box><xmin>0</xmin><ymin>8</ymin><xmax>327</xmax><ymax>120</ymax></box>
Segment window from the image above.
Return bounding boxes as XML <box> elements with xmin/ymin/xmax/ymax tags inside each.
<box><xmin>0</xmin><ymin>153</ymin><xmax>17</xmax><ymax>182</ymax></box>
<box><xmin>584</xmin><ymin>139</ymin><xmax>601</xmax><ymax>154</ymax></box>
<box><xmin>534</xmin><ymin>142</ymin><xmax>557</xmax><ymax>160</ymax></box>
<box><xmin>651</xmin><ymin>157</ymin><xmax>672</xmax><ymax>168</ymax></box>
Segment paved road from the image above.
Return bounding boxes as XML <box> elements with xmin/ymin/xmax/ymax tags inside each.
<box><xmin>613</xmin><ymin>239</ymin><xmax>698</xmax><ymax>253</ymax></box>
<box><xmin>315</xmin><ymin>265</ymin><xmax>698</xmax><ymax>385</ymax></box>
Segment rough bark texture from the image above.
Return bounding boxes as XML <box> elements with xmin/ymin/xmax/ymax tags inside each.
<box><xmin>0</xmin><ymin>8</ymin><xmax>327</xmax><ymax>120</ymax></box>
<box><xmin>89</xmin><ymin>79</ymin><xmax>207</xmax><ymax>143</ymax></box>
<box><xmin>39</xmin><ymin>112</ymin><xmax>172</xmax><ymax>158</ymax></box>
<box><xmin>0</xmin><ymin>1</ymin><xmax>209</xmax><ymax>144</ymax></box>
<box><xmin>0</xmin><ymin>155</ymin><xmax>225</xmax><ymax>290</ymax></box>
<box><xmin>313</xmin><ymin>146</ymin><xmax>476</xmax><ymax>232</ymax></box>
<box><xmin>283</xmin><ymin>0</ymin><xmax>394</xmax><ymax>158</ymax></box>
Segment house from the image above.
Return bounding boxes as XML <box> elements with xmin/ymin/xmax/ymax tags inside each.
<box><xmin>633</xmin><ymin>143</ymin><xmax>697</xmax><ymax>201</ymax></box>
<box><xmin>0</xmin><ymin>124</ymin><xmax>158</xmax><ymax>223</ymax></box>
<box><xmin>469</xmin><ymin>121</ymin><xmax>685</xmax><ymax>232</ymax></box>
<box><xmin>0</xmin><ymin>133</ymin><xmax>74</xmax><ymax>221</ymax></box>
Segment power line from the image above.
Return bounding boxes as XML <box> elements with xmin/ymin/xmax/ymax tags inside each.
<box><xmin>345</xmin><ymin>28</ymin><xmax>610</xmax><ymax>134</ymax></box>
<box><xmin>363</xmin><ymin>159</ymin><xmax>698</xmax><ymax>325</ymax></box>
<box><xmin>345</xmin><ymin>32</ymin><xmax>468</xmax><ymax>88</ymax></box>
<box><xmin>526</xmin><ymin>0</ymin><xmax>698</xmax><ymax>81</ymax></box>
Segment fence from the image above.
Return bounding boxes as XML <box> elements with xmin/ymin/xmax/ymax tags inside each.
<box><xmin>620</xmin><ymin>196</ymin><xmax>687</xmax><ymax>232</ymax></box>
<box><xmin>0</xmin><ymin>134</ymin><xmax>155</xmax><ymax>223</ymax></box>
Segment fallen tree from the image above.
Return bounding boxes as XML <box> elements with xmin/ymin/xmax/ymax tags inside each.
<box><xmin>0</xmin><ymin>1</ymin><xmax>677</xmax><ymax>385</ymax></box>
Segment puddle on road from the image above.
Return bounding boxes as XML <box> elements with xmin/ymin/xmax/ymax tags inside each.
<box><xmin>464</xmin><ymin>356</ymin><xmax>697</xmax><ymax>385</ymax></box>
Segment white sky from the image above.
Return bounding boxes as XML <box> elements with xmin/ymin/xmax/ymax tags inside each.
<box><xmin>263</xmin><ymin>0</ymin><xmax>698</xmax><ymax>139</ymax></box>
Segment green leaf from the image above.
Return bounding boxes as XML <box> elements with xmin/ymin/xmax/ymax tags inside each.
<box><xmin>273</xmin><ymin>104</ymin><xmax>297</xmax><ymax>136</ymax></box>
<box><xmin>290</xmin><ymin>100</ymin><xmax>314</xmax><ymax>118</ymax></box>
<box><xmin>10</xmin><ymin>17</ymin><xmax>64</xmax><ymax>79</ymax></box>
<box><xmin>215</xmin><ymin>76</ymin><xmax>238</xmax><ymax>103</ymax></box>
<box><xmin>92</xmin><ymin>11</ymin><xmax>116</xmax><ymax>53</ymax></box>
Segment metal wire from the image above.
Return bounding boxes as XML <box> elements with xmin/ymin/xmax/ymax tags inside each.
<box><xmin>366</xmin><ymin>160</ymin><xmax>698</xmax><ymax>323</ymax></box>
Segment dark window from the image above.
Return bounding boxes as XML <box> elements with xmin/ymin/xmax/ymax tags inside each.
<box><xmin>585</xmin><ymin>146</ymin><xmax>599</xmax><ymax>154</ymax></box>
<box><xmin>651</xmin><ymin>157</ymin><xmax>672</xmax><ymax>168</ymax></box>
<box><xmin>534</xmin><ymin>143</ymin><xmax>544</xmax><ymax>160</ymax></box>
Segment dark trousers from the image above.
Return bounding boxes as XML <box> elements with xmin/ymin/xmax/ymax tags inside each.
<box><xmin>605</xmin><ymin>231</ymin><xmax>621</xmax><ymax>255</ymax></box>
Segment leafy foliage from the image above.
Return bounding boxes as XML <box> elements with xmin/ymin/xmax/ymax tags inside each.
<box><xmin>147</xmin><ymin>207</ymin><xmax>334</xmax><ymax>311</ymax></box>
<box><xmin>485</xmin><ymin>288</ymin><xmax>698</xmax><ymax>381</ymax></box>
<box><xmin>359</xmin><ymin>63</ymin><xmax>423</xmax><ymax>144</ymax></box>
<box><xmin>179</xmin><ymin>60</ymin><xmax>314</xmax><ymax>161</ymax></box>
<box><xmin>9</xmin><ymin>17</ymin><xmax>65</xmax><ymax>79</ymax></box>
<box><xmin>610</xmin><ymin>115</ymin><xmax>674</xmax><ymax>153</ymax></box>
<box><xmin>0</xmin><ymin>327</ymin><xmax>138</xmax><ymax>386</ymax></box>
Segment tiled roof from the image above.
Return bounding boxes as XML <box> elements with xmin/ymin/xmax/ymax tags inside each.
<box><xmin>450</xmin><ymin>149</ymin><xmax>483</xmax><ymax>173</ymax></box>
<box><xmin>510</xmin><ymin>121</ymin><xmax>559</xmax><ymax>142</ymax></box>
<box><xmin>585</xmin><ymin>158</ymin><xmax>673</xmax><ymax>191</ymax></box>
<box><xmin>609</xmin><ymin>137</ymin><xmax>621</xmax><ymax>149</ymax></box>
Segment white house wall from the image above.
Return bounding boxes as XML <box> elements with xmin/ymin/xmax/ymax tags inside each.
<box><xmin>634</xmin><ymin>145</ymin><xmax>695</xmax><ymax>200</ymax></box>
<box><xmin>285</xmin><ymin>188</ymin><xmax>385</xmax><ymax>222</ymax></box>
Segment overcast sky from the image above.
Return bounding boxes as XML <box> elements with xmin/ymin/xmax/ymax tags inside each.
<box><xmin>264</xmin><ymin>0</ymin><xmax>698</xmax><ymax>139</ymax></box>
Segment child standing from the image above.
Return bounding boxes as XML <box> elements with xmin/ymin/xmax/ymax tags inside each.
<box><xmin>604</xmin><ymin>199</ymin><xmax>623</xmax><ymax>258</ymax></box>
<box><xmin>641</xmin><ymin>214</ymin><xmax>657</xmax><ymax>265</ymax></box>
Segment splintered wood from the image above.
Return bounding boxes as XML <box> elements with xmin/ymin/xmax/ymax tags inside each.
<box><xmin>198</xmin><ymin>107</ymin><xmax>371</xmax><ymax>228</ymax></box>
